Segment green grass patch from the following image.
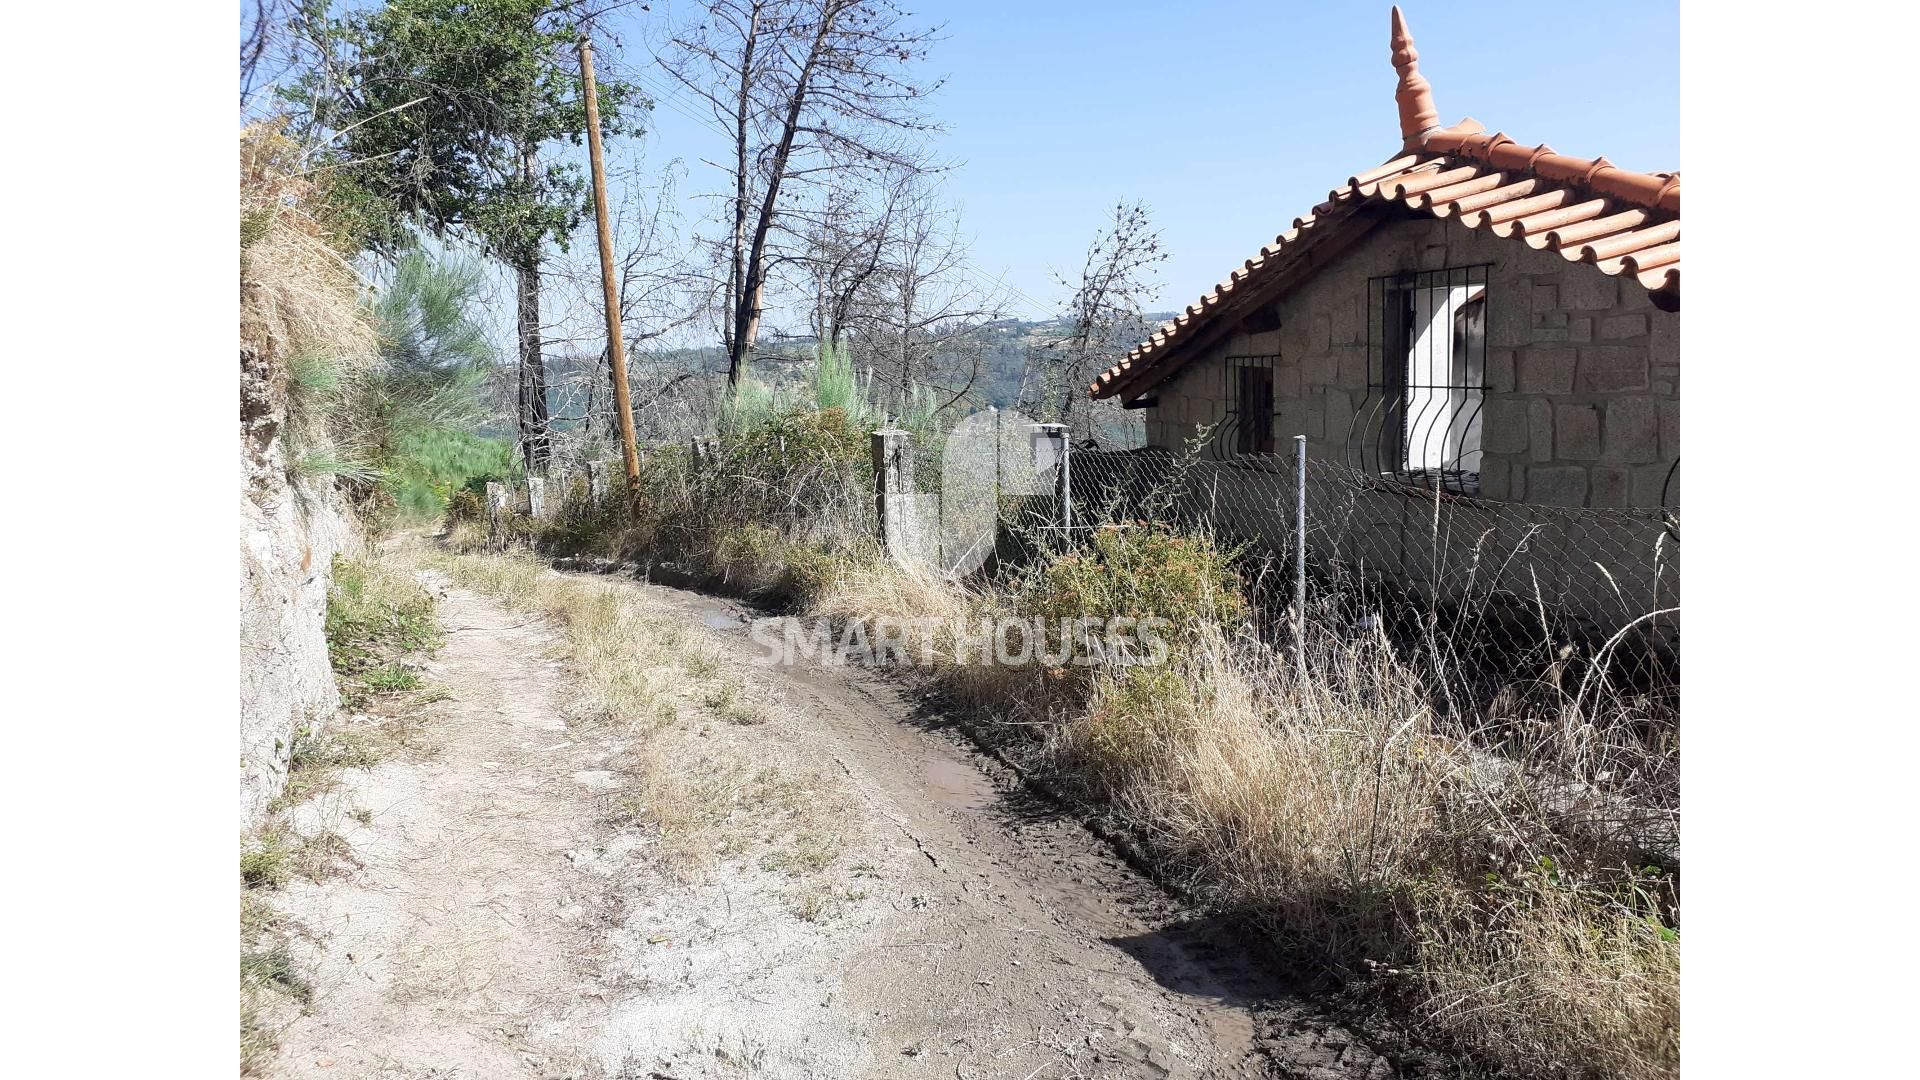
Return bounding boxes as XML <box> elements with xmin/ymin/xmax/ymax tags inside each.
<box><xmin>240</xmin><ymin>945</ymin><xmax>312</xmax><ymax>1005</ymax></box>
<box><xmin>359</xmin><ymin>663</ymin><xmax>423</xmax><ymax>694</ymax></box>
<box><xmin>241</xmin><ymin>833</ymin><xmax>290</xmax><ymax>890</ymax></box>
<box><xmin>326</xmin><ymin>556</ymin><xmax>441</xmax><ymax>706</ymax></box>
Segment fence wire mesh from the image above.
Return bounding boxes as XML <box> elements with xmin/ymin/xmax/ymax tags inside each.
<box><xmin>899</xmin><ymin>412</ymin><xmax>1056</xmax><ymax>576</ymax></box>
<box><xmin>1066</xmin><ymin>443</ymin><xmax>1679</xmax><ymax>693</ymax></box>
<box><xmin>519</xmin><ymin>416</ymin><xmax>1679</xmax><ymax>696</ymax></box>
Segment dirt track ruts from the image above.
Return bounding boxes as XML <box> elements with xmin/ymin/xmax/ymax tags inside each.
<box><xmin>264</xmin><ymin>561</ymin><xmax>1404</xmax><ymax>1079</ymax></box>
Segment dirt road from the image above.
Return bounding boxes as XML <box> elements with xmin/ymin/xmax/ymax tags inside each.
<box><xmin>264</xmin><ymin>563</ymin><xmax>1397</xmax><ymax>1079</ymax></box>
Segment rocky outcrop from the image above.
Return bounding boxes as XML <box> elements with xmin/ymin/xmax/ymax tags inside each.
<box><xmin>240</xmin><ymin>344</ymin><xmax>357</xmax><ymax>829</ymax></box>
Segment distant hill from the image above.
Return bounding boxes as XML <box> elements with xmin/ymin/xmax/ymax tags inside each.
<box><xmin>491</xmin><ymin>313</ymin><xmax>1177</xmax><ymax>441</ymax></box>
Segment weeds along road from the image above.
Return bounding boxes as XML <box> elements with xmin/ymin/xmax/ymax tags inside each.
<box><xmin>264</xmin><ymin>553</ymin><xmax>1398</xmax><ymax>1079</ymax></box>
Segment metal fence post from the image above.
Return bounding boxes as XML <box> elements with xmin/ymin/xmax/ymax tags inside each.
<box><xmin>1035</xmin><ymin>422</ymin><xmax>1070</xmax><ymax>542</ymax></box>
<box><xmin>1061</xmin><ymin>425</ymin><xmax>1073</xmax><ymax>537</ymax></box>
<box><xmin>1294</xmin><ymin>434</ymin><xmax>1308</xmax><ymax>649</ymax></box>
<box><xmin>991</xmin><ymin>406</ymin><xmax>1001</xmax><ymax>509</ymax></box>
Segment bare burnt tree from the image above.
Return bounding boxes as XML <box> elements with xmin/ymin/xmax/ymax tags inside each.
<box><xmin>661</xmin><ymin>0</ymin><xmax>942</xmax><ymax>391</ymax></box>
<box><xmin>1022</xmin><ymin>202</ymin><xmax>1165</xmax><ymax>440</ymax></box>
<box><xmin>802</xmin><ymin>179</ymin><xmax>896</xmax><ymax>351</ymax></box>
<box><xmin>241</xmin><ymin>0</ymin><xmax>342</xmax><ymax>119</ymax></box>
<box><xmin>241</xmin><ymin>0</ymin><xmax>284</xmax><ymax>109</ymax></box>
<box><xmin>856</xmin><ymin>173</ymin><xmax>1005</xmax><ymax>416</ymax></box>
<box><xmin>533</xmin><ymin>158</ymin><xmax>715</xmax><ymax>456</ymax></box>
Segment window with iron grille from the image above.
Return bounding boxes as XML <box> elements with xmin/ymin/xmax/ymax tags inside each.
<box><xmin>1209</xmin><ymin>354</ymin><xmax>1278</xmax><ymax>459</ymax></box>
<box><xmin>1349</xmin><ymin>265</ymin><xmax>1488</xmax><ymax>493</ymax></box>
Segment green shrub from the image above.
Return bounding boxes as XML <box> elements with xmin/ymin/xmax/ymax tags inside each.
<box><xmin>1070</xmin><ymin>665</ymin><xmax>1197</xmax><ymax>785</ymax></box>
<box><xmin>712</xmin><ymin>524</ymin><xmax>786</xmax><ymax>592</ymax></box>
<box><xmin>384</xmin><ymin>428</ymin><xmax>519</xmax><ymax>522</ymax></box>
<box><xmin>283</xmin><ymin>250</ymin><xmax>501</xmax><ymax>529</ymax></box>
<box><xmin>776</xmin><ymin>543</ymin><xmax>852</xmax><ymax>609</ymax></box>
<box><xmin>446</xmin><ymin>486</ymin><xmax>486</xmax><ymax>523</ymax></box>
<box><xmin>723</xmin><ymin>406</ymin><xmax>870</xmax><ymax>473</ymax></box>
<box><xmin>1032</xmin><ymin>524</ymin><xmax>1247</xmax><ymax>649</ymax></box>
<box><xmin>807</xmin><ymin>343</ymin><xmax>882</xmax><ymax>428</ymax></box>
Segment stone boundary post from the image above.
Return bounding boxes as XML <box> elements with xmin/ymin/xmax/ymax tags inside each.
<box><xmin>871</xmin><ymin>428</ymin><xmax>914</xmax><ymax>550</ymax></box>
<box><xmin>585</xmin><ymin>461</ymin><xmax>606</xmax><ymax>507</ymax></box>
<box><xmin>485</xmin><ymin>481</ymin><xmax>511</xmax><ymax>547</ymax></box>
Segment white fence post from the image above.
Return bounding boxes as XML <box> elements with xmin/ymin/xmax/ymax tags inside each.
<box><xmin>584</xmin><ymin>460</ymin><xmax>603</xmax><ymax>507</ymax></box>
<box><xmin>526</xmin><ymin>475</ymin><xmax>547</xmax><ymax>520</ymax></box>
<box><xmin>485</xmin><ymin>481</ymin><xmax>511</xmax><ymax>548</ymax></box>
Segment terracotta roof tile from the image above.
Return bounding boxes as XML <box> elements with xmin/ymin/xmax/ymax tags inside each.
<box><xmin>1579</xmin><ymin>219</ymin><xmax>1680</xmax><ymax>263</ymax></box>
<box><xmin>1435</xmin><ymin>176</ymin><xmax>1540</xmax><ymax>217</ymax></box>
<box><xmin>1502</xmin><ymin>196</ymin><xmax>1607</xmax><ymax>239</ymax></box>
<box><xmin>1622</xmin><ymin>241</ymin><xmax>1679</xmax><ymax>274</ymax></box>
<box><xmin>1472</xmin><ymin>188</ymin><xmax>1570</xmax><ymax>228</ymax></box>
<box><xmin>1088</xmin><ymin>7</ymin><xmax>1678</xmax><ymax>401</ymax></box>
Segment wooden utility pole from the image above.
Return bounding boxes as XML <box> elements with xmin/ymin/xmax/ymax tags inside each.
<box><xmin>578</xmin><ymin>35</ymin><xmax>643</xmax><ymax>513</ymax></box>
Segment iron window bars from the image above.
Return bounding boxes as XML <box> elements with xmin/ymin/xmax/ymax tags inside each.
<box><xmin>1206</xmin><ymin>353</ymin><xmax>1280</xmax><ymax>460</ymax></box>
<box><xmin>1348</xmin><ymin>264</ymin><xmax>1489</xmax><ymax>494</ymax></box>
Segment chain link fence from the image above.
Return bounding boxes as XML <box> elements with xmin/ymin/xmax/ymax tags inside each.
<box><xmin>891</xmin><ymin>411</ymin><xmax>1058</xmax><ymax>576</ymax></box>
<box><xmin>498</xmin><ymin>412</ymin><xmax>1679</xmax><ymax>695</ymax></box>
<box><xmin>1063</xmin><ymin>440</ymin><xmax>1679</xmax><ymax>693</ymax></box>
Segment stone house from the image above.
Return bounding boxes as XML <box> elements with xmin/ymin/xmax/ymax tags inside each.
<box><xmin>1088</xmin><ymin>7</ymin><xmax>1678</xmax><ymax>513</ymax></box>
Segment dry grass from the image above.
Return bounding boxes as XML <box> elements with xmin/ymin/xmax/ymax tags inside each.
<box><xmin>240</xmin><ymin>123</ymin><xmax>377</xmax><ymax>409</ymax></box>
<box><xmin>418</xmin><ymin>549</ymin><xmax>852</xmax><ymax>888</ymax></box>
<box><xmin>798</xmin><ymin>547</ymin><xmax>1678</xmax><ymax>1079</ymax></box>
<box><xmin>807</xmin><ymin>552</ymin><xmax>974</xmax><ymax>627</ymax></box>
<box><xmin>1416</xmin><ymin>871</ymin><xmax>1679</xmax><ymax>1079</ymax></box>
<box><xmin>451</xmin><ymin>483</ymin><xmax>1679</xmax><ymax>1076</ymax></box>
<box><xmin>1043</xmin><ymin>617</ymin><xmax>1677</xmax><ymax>1079</ymax></box>
<box><xmin>418</xmin><ymin>549</ymin><xmax>689</xmax><ymax>729</ymax></box>
<box><xmin>805</xmin><ymin>553</ymin><xmax>1048</xmax><ymax>712</ymax></box>
<box><xmin>443</xmin><ymin>513</ymin><xmax>491</xmax><ymax>553</ymax></box>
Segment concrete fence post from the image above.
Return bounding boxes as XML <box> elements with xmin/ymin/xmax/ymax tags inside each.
<box><xmin>585</xmin><ymin>460</ymin><xmax>604</xmax><ymax>507</ymax></box>
<box><xmin>526</xmin><ymin>475</ymin><xmax>548</xmax><ymax>520</ymax></box>
<box><xmin>485</xmin><ymin>481</ymin><xmax>511</xmax><ymax>548</ymax></box>
<box><xmin>871</xmin><ymin>428</ymin><xmax>914</xmax><ymax>550</ymax></box>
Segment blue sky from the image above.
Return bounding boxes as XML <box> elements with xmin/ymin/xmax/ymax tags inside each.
<box><xmin>608</xmin><ymin>0</ymin><xmax>1678</xmax><ymax>320</ymax></box>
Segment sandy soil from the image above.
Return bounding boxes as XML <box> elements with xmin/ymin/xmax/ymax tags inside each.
<box><xmin>261</xmin><ymin>566</ymin><xmax>1398</xmax><ymax>1079</ymax></box>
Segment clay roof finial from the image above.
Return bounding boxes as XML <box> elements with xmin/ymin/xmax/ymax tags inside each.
<box><xmin>1390</xmin><ymin>6</ymin><xmax>1440</xmax><ymax>146</ymax></box>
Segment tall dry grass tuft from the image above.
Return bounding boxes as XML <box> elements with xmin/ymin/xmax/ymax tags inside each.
<box><xmin>1046</xmin><ymin>613</ymin><xmax>1678</xmax><ymax>1078</ymax></box>
<box><xmin>479</xmin><ymin>413</ymin><xmax>1679</xmax><ymax>1078</ymax></box>
<box><xmin>240</xmin><ymin>123</ymin><xmax>376</xmax><ymax>382</ymax></box>
<box><xmin>793</xmin><ymin>526</ymin><xmax>1678</xmax><ymax>1078</ymax></box>
<box><xmin>1417</xmin><ymin>870</ymin><xmax>1679</xmax><ymax>1080</ymax></box>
